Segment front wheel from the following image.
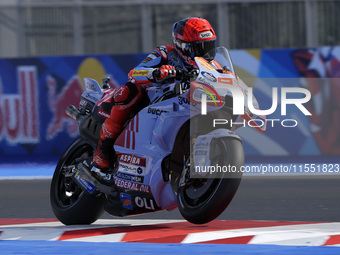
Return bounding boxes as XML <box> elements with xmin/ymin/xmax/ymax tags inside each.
<box><xmin>177</xmin><ymin>137</ymin><xmax>244</xmax><ymax>224</ymax></box>
<box><xmin>50</xmin><ymin>137</ymin><xmax>105</xmax><ymax>225</ymax></box>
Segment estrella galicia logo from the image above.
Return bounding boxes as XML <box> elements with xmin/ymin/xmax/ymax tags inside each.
<box><xmin>120</xmin><ymin>193</ymin><xmax>133</xmax><ymax>210</ymax></box>
<box><xmin>201</xmin><ymin>71</ymin><xmax>217</xmax><ymax>82</ymax></box>
<box><xmin>116</xmin><ymin>172</ymin><xmax>144</xmax><ymax>183</ymax></box>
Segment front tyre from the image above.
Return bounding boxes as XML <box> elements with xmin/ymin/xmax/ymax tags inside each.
<box><xmin>177</xmin><ymin>137</ymin><xmax>244</xmax><ymax>224</ymax></box>
<box><xmin>50</xmin><ymin>137</ymin><xmax>105</xmax><ymax>225</ymax></box>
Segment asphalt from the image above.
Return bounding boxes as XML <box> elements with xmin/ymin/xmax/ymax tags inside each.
<box><xmin>0</xmin><ymin>176</ymin><xmax>339</xmax><ymax>222</ymax></box>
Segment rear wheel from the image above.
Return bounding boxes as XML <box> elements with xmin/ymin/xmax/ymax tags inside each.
<box><xmin>177</xmin><ymin>137</ymin><xmax>244</xmax><ymax>224</ymax></box>
<box><xmin>50</xmin><ymin>137</ymin><xmax>105</xmax><ymax>225</ymax></box>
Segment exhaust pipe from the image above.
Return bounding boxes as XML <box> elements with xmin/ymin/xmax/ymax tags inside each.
<box><xmin>66</xmin><ymin>105</ymin><xmax>81</xmax><ymax>121</ymax></box>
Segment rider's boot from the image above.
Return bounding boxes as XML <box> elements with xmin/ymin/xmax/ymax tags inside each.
<box><xmin>93</xmin><ymin>138</ymin><xmax>118</xmax><ymax>168</ymax></box>
<box><xmin>92</xmin><ymin>82</ymin><xmax>146</xmax><ymax>181</ymax></box>
<box><xmin>92</xmin><ymin>121</ymin><xmax>122</xmax><ymax>182</ymax></box>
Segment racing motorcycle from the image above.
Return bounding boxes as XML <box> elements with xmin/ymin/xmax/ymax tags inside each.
<box><xmin>50</xmin><ymin>47</ymin><xmax>266</xmax><ymax>225</ymax></box>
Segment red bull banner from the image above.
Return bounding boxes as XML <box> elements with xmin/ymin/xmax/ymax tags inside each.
<box><xmin>0</xmin><ymin>46</ymin><xmax>339</xmax><ymax>162</ymax></box>
<box><xmin>0</xmin><ymin>54</ymin><xmax>146</xmax><ymax>162</ymax></box>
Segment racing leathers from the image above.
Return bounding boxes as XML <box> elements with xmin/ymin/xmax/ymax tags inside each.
<box><xmin>92</xmin><ymin>45</ymin><xmax>191</xmax><ymax>171</ymax></box>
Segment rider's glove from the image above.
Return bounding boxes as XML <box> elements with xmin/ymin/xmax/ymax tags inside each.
<box><xmin>154</xmin><ymin>65</ymin><xmax>176</xmax><ymax>82</ymax></box>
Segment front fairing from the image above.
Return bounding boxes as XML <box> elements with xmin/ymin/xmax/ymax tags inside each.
<box><xmin>191</xmin><ymin>46</ymin><xmax>266</xmax><ymax>133</ymax></box>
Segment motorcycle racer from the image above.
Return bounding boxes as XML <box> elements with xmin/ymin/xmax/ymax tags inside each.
<box><xmin>92</xmin><ymin>17</ymin><xmax>217</xmax><ymax>176</ymax></box>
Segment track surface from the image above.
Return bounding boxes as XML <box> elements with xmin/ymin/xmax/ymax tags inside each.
<box><xmin>1</xmin><ymin>175</ymin><xmax>340</xmax><ymax>254</ymax></box>
<box><xmin>1</xmin><ymin>219</ymin><xmax>340</xmax><ymax>246</ymax></box>
<box><xmin>0</xmin><ymin>176</ymin><xmax>339</xmax><ymax>221</ymax></box>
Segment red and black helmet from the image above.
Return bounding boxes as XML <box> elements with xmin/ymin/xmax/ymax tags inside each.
<box><xmin>172</xmin><ymin>17</ymin><xmax>216</xmax><ymax>65</ymax></box>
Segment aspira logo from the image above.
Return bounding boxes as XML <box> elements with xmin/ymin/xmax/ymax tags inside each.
<box><xmin>200</xmin><ymin>86</ymin><xmax>311</xmax><ymax>128</ymax></box>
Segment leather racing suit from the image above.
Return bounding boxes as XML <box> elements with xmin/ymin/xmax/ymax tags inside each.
<box><xmin>93</xmin><ymin>45</ymin><xmax>191</xmax><ymax>171</ymax></box>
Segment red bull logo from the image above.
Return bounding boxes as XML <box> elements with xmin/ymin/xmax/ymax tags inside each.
<box><xmin>0</xmin><ymin>66</ymin><xmax>39</xmax><ymax>144</ymax></box>
<box><xmin>46</xmin><ymin>75</ymin><xmax>83</xmax><ymax>139</ymax></box>
<box><xmin>46</xmin><ymin>56</ymin><xmax>119</xmax><ymax>140</ymax></box>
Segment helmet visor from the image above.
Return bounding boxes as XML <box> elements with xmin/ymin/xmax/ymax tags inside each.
<box><xmin>193</xmin><ymin>40</ymin><xmax>216</xmax><ymax>60</ymax></box>
<box><xmin>179</xmin><ymin>39</ymin><xmax>216</xmax><ymax>61</ymax></box>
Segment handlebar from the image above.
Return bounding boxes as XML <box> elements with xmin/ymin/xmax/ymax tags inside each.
<box><xmin>175</xmin><ymin>68</ymin><xmax>199</xmax><ymax>80</ymax></box>
<box><xmin>153</xmin><ymin>67</ymin><xmax>198</xmax><ymax>81</ymax></box>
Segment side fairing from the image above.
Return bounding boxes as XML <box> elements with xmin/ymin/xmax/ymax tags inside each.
<box><xmin>113</xmin><ymin>95</ymin><xmax>190</xmax><ymax>209</ymax></box>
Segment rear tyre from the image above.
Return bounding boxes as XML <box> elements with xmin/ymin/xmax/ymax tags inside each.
<box><xmin>50</xmin><ymin>137</ymin><xmax>105</xmax><ymax>225</ymax></box>
<box><xmin>177</xmin><ymin>137</ymin><xmax>244</xmax><ymax>224</ymax></box>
